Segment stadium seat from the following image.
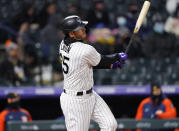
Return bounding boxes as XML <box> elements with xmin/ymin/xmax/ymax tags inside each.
<box><xmin>94</xmin><ymin>69</ymin><xmax>117</xmax><ymax>85</ymax></box>
<box><xmin>112</xmin><ymin>73</ymin><xmax>134</xmax><ymax>85</ymax></box>
<box><xmin>164</xmin><ymin>57</ymin><xmax>171</xmax><ymax>65</ymax></box>
<box><xmin>176</xmin><ymin>57</ymin><xmax>179</xmax><ymax>65</ymax></box>
<box><xmin>166</xmin><ymin>66</ymin><xmax>173</xmax><ymax>76</ymax></box>
<box><xmin>0</xmin><ymin>78</ymin><xmax>12</xmax><ymax>86</ymax></box>
<box><xmin>167</xmin><ymin>73</ymin><xmax>179</xmax><ymax>85</ymax></box>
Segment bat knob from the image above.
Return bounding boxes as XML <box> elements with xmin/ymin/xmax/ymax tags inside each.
<box><xmin>134</xmin><ymin>27</ymin><xmax>139</xmax><ymax>34</ymax></box>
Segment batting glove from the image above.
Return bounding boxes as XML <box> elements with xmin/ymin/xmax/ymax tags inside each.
<box><xmin>112</xmin><ymin>52</ymin><xmax>127</xmax><ymax>69</ymax></box>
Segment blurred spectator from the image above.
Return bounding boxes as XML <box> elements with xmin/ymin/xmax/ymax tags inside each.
<box><xmin>17</xmin><ymin>22</ymin><xmax>29</xmax><ymax>60</ymax></box>
<box><xmin>114</xmin><ymin>32</ymin><xmax>130</xmax><ymax>53</ymax></box>
<box><xmin>37</xmin><ymin>2</ymin><xmax>57</xmax><ymax>29</ymax></box>
<box><xmin>112</xmin><ymin>15</ymin><xmax>143</xmax><ymax>58</ymax></box>
<box><xmin>65</xmin><ymin>2</ymin><xmax>84</xmax><ymax>18</ymax></box>
<box><xmin>23</xmin><ymin>44</ymin><xmax>38</xmax><ymax>84</ymax></box>
<box><xmin>126</xmin><ymin>3</ymin><xmax>138</xmax><ymax>33</ymax></box>
<box><xmin>87</xmin><ymin>0</ymin><xmax>110</xmax><ymax>28</ymax></box>
<box><xmin>0</xmin><ymin>40</ymin><xmax>29</xmax><ymax>86</ymax></box>
<box><xmin>135</xmin><ymin>82</ymin><xmax>177</xmax><ymax>131</ymax></box>
<box><xmin>0</xmin><ymin>93</ymin><xmax>32</xmax><ymax>131</ymax></box>
<box><xmin>112</xmin><ymin>13</ymin><xmax>131</xmax><ymax>54</ymax></box>
<box><xmin>39</xmin><ymin>13</ymin><xmax>63</xmax><ymax>62</ymax></box>
<box><xmin>126</xmin><ymin>3</ymin><xmax>150</xmax><ymax>37</ymax></box>
<box><xmin>142</xmin><ymin>17</ymin><xmax>176</xmax><ymax>58</ymax></box>
<box><xmin>88</xmin><ymin>26</ymin><xmax>115</xmax><ymax>54</ymax></box>
<box><xmin>37</xmin><ymin>3</ymin><xmax>61</xmax><ymax>64</ymax></box>
<box><xmin>115</xmin><ymin>14</ymin><xmax>130</xmax><ymax>37</ymax></box>
<box><xmin>89</xmin><ymin>27</ymin><xmax>115</xmax><ymax>45</ymax></box>
<box><xmin>165</xmin><ymin>5</ymin><xmax>179</xmax><ymax>37</ymax></box>
<box><xmin>12</xmin><ymin>5</ymin><xmax>38</xmax><ymax>30</ymax></box>
<box><xmin>166</xmin><ymin>0</ymin><xmax>178</xmax><ymax>15</ymax></box>
<box><xmin>165</xmin><ymin>17</ymin><xmax>179</xmax><ymax>37</ymax></box>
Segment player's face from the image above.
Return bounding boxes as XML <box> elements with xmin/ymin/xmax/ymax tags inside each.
<box><xmin>8</xmin><ymin>97</ymin><xmax>20</xmax><ymax>104</ymax></box>
<box><xmin>71</xmin><ymin>28</ymin><xmax>86</xmax><ymax>40</ymax></box>
<box><xmin>8</xmin><ymin>48</ymin><xmax>18</xmax><ymax>58</ymax></box>
<box><xmin>151</xmin><ymin>88</ymin><xmax>163</xmax><ymax>105</ymax></box>
<box><xmin>152</xmin><ymin>88</ymin><xmax>161</xmax><ymax>96</ymax></box>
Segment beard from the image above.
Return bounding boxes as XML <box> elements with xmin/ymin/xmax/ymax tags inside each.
<box><xmin>151</xmin><ymin>95</ymin><xmax>163</xmax><ymax>106</ymax></box>
<box><xmin>8</xmin><ymin>101</ymin><xmax>20</xmax><ymax>109</ymax></box>
<box><xmin>74</xmin><ymin>32</ymin><xmax>86</xmax><ymax>40</ymax></box>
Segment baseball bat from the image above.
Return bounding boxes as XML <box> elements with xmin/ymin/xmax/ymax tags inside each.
<box><xmin>125</xmin><ymin>1</ymin><xmax>150</xmax><ymax>53</ymax></box>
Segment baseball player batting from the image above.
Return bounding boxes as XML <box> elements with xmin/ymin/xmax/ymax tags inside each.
<box><xmin>59</xmin><ymin>15</ymin><xmax>127</xmax><ymax>131</ymax></box>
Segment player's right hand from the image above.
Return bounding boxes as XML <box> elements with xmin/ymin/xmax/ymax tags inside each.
<box><xmin>118</xmin><ymin>52</ymin><xmax>127</xmax><ymax>62</ymax></box>
<box><xmin>111</xmin><ymin>52</ymin><xmax>127</xmax><ymax>69</ymax></box>
<box><xmin>118</xmin><ymin>52</ymin><xmax>127</xmax><ymax>67</ymax></box>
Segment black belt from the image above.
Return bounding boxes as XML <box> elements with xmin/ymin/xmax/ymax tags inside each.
<box><xmin>63</xmin><ymin>88</ymin><xmax>92</xmax><ymax>96</ymax></box>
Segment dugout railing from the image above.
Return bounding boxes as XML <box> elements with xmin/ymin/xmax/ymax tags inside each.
<box><xmin>7</xmin><ymin>118</ymin><xmax>179</xmax><ymax>131</ymax></box>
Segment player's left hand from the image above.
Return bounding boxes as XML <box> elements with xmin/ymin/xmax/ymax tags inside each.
<box><xmin>112</xmin><ymin>61</ymin><xmax>125</xmax><ymax>69</ymax></box>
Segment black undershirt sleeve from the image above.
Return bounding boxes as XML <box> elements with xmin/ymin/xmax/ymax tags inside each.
<box><xmin>93</xmin><ymin>54</ymin><xmax>120</xmax><ymax>69</ymax></box>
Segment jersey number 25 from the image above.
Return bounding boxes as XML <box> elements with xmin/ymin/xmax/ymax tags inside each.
<box><xmin>60</xmin><ymin>53</ymin><xmax>69</xmax><ymax>74</ymax></box>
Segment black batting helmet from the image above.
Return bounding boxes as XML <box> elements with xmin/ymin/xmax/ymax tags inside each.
<box><xmin>61</xmin><ymin>15</ymin><xmax>88</xmax><ymax>34</ymax></box>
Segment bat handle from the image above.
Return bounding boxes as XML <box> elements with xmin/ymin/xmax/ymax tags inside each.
<box><xmin>125</xmin><ymin>33</ymin><xmax>136</xmax><ymax>54</ymax></box>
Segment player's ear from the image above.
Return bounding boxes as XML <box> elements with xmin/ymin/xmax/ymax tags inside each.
<box><xmin>69</xmin><ymin>32</ymin><xmax>75</xmax><ymax>38</ymax></box>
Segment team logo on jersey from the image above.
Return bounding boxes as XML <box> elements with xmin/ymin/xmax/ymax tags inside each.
<box><xmin>76</xmin><ymin>18</ymin><xmax>82</xmax><ymax>24</ymax></box>
<box><xmin>144</xmin><ymin>108</ymin><xmax>149</xmax><ymax>112</ymax></box>
<box><xmin>21</xmin><ymin>116</ymin><xmax>28</xmax><ymax>122</ymax></box>
<box><xmin>9</xmin><ymin>115</ymin><xmax>14</xmax><ymax>119</ymax></box>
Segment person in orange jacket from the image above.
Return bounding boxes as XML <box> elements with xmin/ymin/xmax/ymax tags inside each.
<box><xmin>0</xmin><ymin>93</ymin><xmax>32</xmax><ymax>131</ymax></box>
<box><xmin>135</xmin><ymin>82</ymin><xmax>177</xmax><ymax>131</ymax></box>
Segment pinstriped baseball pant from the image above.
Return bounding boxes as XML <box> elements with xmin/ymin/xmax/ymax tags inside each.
<box><xmin>60</xmin><ymin>91</ymin><xmax>117</xmax><ymax>131</ymax></box>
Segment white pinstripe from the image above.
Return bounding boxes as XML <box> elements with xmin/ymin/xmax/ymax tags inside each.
<box><xmin>59</xmin><ymin>41</ymin><xmax>117</xmax><ymax>131</ymax></box>
<box><xmin>91</xmin><ymin>91</ymin><xmax>117</xmax><ymax>131</ymax></box>
<box><xmin>59</xmin><ymin>41</ymin><xmax>100</xmax><ymax>91</ymax></box>
<box><xmin>60</xmin><ymin>92</ymin><xmax>95</xmax><ymax>131</ymax></box>
<box><xmin>60</xmin><ymin>91</ymin><xmax>117</xmax><ymax>131</ymax></box>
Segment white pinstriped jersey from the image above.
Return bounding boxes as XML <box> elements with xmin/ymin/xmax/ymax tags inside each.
<box><xmin>59</xmin><ymin>41</ymin><xmax>101</xmax><ymax>91</ymax></box>
<box><xmin>59</xmin><ymin>40</ymin><xmax>117</xmax><ymax>131</ymax></box>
